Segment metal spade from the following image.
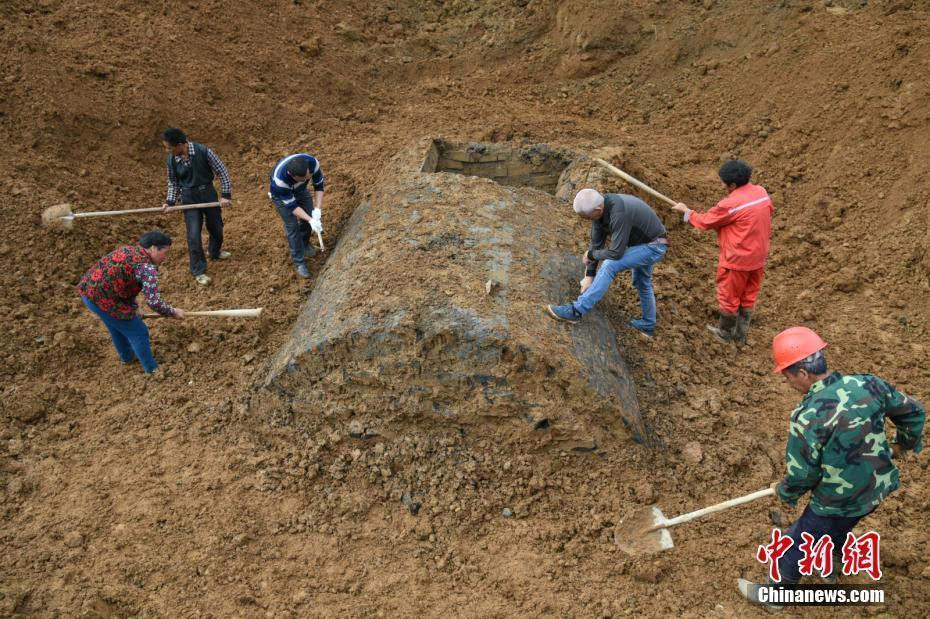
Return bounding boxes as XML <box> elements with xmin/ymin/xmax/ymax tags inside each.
<box><xmin>615</xmin><ymin>486</ymin><xmax>775</xmax><ymax>555</ymax></box>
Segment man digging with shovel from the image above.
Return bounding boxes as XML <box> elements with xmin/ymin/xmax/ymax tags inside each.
<box><xmin>670</xmin><ymin>160</ymin><xmax>773</xmax><ymax>344</ymax></box>
<box><xmin>738</xmin><ymin>327</ymin><xmax>925</xmax><ymax>609</ymax></box>
<box><xmin>161</xmin><ymin>128</ymin><xmax>233</xmax><ymax>286</ymax></box>
<box><xmin>76</xmin><ymin>231</ymin><xmax>186</xmax><ymax>374</ymax></box>
<box><xmin>268</xmin><ymin>153</ymin><xmax>325</xmax><ymax>279</ymax></box>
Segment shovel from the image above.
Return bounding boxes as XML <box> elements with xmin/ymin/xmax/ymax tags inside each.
<box><xmin>615</xmin><ymin>486</ymin><xmax>775</xmax><ymax>555</ymax></box>
<box><xmin>593</xmin><ymin>158</ymin><xmax>678</xmax><ymax>207</ymax></box>
<box><xmin>42</xmin><ymin>201</ymin><xmax>225</xmax><ymax>229</ymax></box>
<box><xmin>142</xmin><ymin>308</ymin><xmax>263</xmax><ymax>318</ymax></box>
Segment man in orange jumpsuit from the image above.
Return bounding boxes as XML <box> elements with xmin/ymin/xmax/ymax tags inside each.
<box><xmin>671</xmin><ymin>160</ymin><xmax>773</xmax><ymax>343</ymax></box>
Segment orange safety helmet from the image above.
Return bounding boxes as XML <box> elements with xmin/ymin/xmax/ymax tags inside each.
<box><xmin>772</xmin><ymin>327</ymin><xmax>828</xmax><ymax>373</ymax></box>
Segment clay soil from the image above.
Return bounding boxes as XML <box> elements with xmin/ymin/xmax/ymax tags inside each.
<box><xmin>2</xmin><ymin>0</ymin><xmax>929</xmax><ymax>616</ymax></box>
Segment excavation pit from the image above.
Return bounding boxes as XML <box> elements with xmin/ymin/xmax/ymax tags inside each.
<box><xmin>422</xmin><ymin>139</ymin><xmax>573</xmax><ymax>194</ymax></box>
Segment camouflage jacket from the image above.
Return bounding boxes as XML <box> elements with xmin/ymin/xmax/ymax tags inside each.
<box><xmin>776</xmin><ymin>372</ymin><xmax>925</xmax><ymax>517</ymax></box>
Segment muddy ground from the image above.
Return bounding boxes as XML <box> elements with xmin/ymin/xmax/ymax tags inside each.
<box><xmin>1</xmin><ymin>0</ymin><xmax>928</xmax><ymax>616</ymax></box>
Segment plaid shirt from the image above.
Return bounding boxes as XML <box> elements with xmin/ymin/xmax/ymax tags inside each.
<box><xmin>165</xmin><ymin>142</ymin><xmax>232</xmax><ymax>205</ymax></box>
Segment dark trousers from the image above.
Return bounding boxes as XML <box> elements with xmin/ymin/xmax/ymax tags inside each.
<box><xmin>777</xmin><ymin>503</ymin><xmax>867</xmax><ymax>584</ymax></box>
<box><xmin>181</xmin><ymin>186</ymin><xmax>223</xmax><ymax>276</ymax></box>
<box><xmin>272</xmin><ymin>186</ymin><xmax>312</xmax><ymax>266</ymax></box>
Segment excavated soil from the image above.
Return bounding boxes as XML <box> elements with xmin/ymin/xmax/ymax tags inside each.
<box><xmin>1</xmin><ymin>0</ymin><xmax>929</xmax><ymax>616</ymax></box>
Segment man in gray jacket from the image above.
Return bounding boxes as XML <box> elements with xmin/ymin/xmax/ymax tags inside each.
<box><xmin>546</xmin><ymin>189</ymin><xmax>668</xmax><ymax>337</ymax></box>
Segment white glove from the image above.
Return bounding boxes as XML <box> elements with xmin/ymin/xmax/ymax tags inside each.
<box><xmin>309</xmin><ymin>207</ymin><xmax>323</xmax><ymax>233</ymax></box>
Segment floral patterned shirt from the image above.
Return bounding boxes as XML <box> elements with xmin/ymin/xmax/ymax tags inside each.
<box><xmin>76</xmin><ymin>245</ymin><xmax>175</xmax><ymax>320</ymax></box>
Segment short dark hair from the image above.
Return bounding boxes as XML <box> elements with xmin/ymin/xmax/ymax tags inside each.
<box><xmin>784</xmin><ymin>350</ymin><xmax>828</xmax><ymax>376</ymax></box>
<box><xmin>162</xmin><ymin>128</ymin><xmax>187</xmax><ymax>145</ymax></box>
<box><xmin>139</xmin><ymin>230</ymin><xmax>173</xmax><ymax>249</ymax></box>
<box><xmin>286</xmin><ymin>157</ymin><xmax>309</xmax><ymax>178</ymax></box>
<box><xmin>718</xmin><ymin>160</ymin><xmax>753</xmax><ymax>187</ymax></box>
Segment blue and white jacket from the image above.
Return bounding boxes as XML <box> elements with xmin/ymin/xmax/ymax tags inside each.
<box><xmin>268</xmin><ymin>154</ymin><xmax>325</xmax><ymax>210</ymax></box>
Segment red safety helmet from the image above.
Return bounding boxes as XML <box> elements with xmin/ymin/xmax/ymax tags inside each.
<box><xmin>772</xmin><ymin>327</ymin><xmax>828</xmax><ymax>373</ymax></box>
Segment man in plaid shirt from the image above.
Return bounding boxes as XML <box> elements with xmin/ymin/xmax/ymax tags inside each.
<box><xmin>161</xmin><ymin>128</ymin><xmax>233</xmax><ymax>285</ymax></box>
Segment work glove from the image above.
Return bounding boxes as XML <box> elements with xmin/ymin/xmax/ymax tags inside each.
<box><xmin>309</xmin><ymin>207</ymin><xmax>323</xmax><ymax>234</ymax></box>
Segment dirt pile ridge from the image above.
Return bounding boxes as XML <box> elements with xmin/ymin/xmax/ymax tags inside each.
<box><xmin>1</xmin><ymin>0</ymin><xmax>928</xmax><ymax>616</ymax></box>
<box><xmin>259</xmin><ymin>138</ymin><xmax>646</xmax><ymax>453</ymax></box>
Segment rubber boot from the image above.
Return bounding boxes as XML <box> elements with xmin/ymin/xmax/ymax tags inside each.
<box><xmin>706</xmin><ymin>311</ymin><xmax>738</xmax><ymax>342</ymax></box>
<box><xmin>735</xmin><ymin>307</ymin><xmax>753</xmax><ymax>344</ymax></box>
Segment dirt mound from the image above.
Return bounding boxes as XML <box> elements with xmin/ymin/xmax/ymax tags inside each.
<box><xmin>259</xmin><ymin>139</ymin><xmax>645</xmax><ymax>452</ymax></box>
<box><xmin>1</xmin><ymin>0</ymin><xmax>928</xmax><ymax>616</ymax></box>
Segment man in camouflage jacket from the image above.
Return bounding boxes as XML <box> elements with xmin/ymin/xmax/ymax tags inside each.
<box><xmin>740</xmin><ymin>327</ymin><xmax>924</xmax><ymax>607</ymax></box>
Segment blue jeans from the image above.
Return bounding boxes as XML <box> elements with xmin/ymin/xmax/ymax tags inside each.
<box><xmin>82</xmin><ymin>296</ymin><xmax>158</xmax><ymax>372</ymax></box>
<box><xmin>272</xmin><ymin>186</ymin><xmax>313</xmax><ymax>266</ymax></box>
<box><xmin>574</xmin><ymin>243</ymin><xmax>667</xmax><ymax>330</ymax></box>
<box><xmin>776</xmin><ymin>504</ymin><xmax>866</xmax><ymax>585</ymax></box>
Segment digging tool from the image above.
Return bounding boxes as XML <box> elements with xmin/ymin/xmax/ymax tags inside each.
<box><xmin>593</xmin><ymin>158</ymin><xmax>677</xmax><ymax>207</ymax></box>
<box><xmin>615</xmin><ymin>486</ymin><xmax>775</xmax><ymax>555</ymax></box>
<box><xmin>142</xmin><ymin>308</ymin><xmax>263</xmax><ymax>318</ymax></box>
<box><xmin>42</xmin><ymin>201</ymin><xmax>225</xmax><ymax>229</ymax></box>
<box><xmin>266</xmin><ymin>192</ymin><xmax>325</xmax><ymax>251</ymax></box>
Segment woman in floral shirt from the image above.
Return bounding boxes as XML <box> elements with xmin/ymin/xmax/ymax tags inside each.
<box><xmin>77</xmin><ymin>231</ymin><xmax>186</xmax><ymax>373</ymax></box>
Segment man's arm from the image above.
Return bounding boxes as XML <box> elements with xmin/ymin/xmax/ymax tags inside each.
<box><xmin>585</xmin><ymin>220</ymin><xmax>606</xmax><ymax>277</ymax></box>
<box><xmin>292</xmin><ymin>206</ymin><xmax>315</xmax><ymax>223</ymax></box>
<box><xmin>590</xmin><ymin>216</ymin><xmax>632</xmax><ymax>263</ymax></box>
<box><xmin>309</xmin><ymin>156</ymin><xmax>325</xmax><ymax>193</ymax></box>
<box><xmin>270</xmin><ymin>181</ymin><xmax>298</xmax><ymax>210</ymax></box>
<box><xmin>885</xmin><ymin>382</ymin><xmax>925</xmax><ymax>454</ymax></box>
<box><xmin>674</xmin><ymin>202</ymin><xmax>735</xmax><ymax>231</ymax></box>
<box><xmin>164</xmin><ymin>159</ymin><xmax>179</xmax><ymax>206</ymax></box>
<box><xmin>775</xmin><ymin>408</ymin><xmax>824</xmax><ymax>505</ymax></box>
<box><xmin>205</xmin><ymin>146</ymin><xmax>232</xmax><ymax>199</ymax></box>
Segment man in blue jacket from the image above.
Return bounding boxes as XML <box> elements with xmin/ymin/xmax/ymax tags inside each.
<box><xmin>269</xmin><ymin>153</ymin><xmax>325</xmax><ymax>278</ymax></box>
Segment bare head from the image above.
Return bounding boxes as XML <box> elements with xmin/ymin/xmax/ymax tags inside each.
<box><xmin>139</xmin><ymin>230</ymin><xmax>173</xmax><ymax>265</ymax></box>
<box><xmin>286</xmin><ymin>157</ymin><xmax>311</xmax><ymax>182</ymax></box>
<box><xmin>573</xmin><ymin>188</ymin><xmax>605</xmax><ymax>220</ymax></box>
<box><xmin>161</xmin><ymin>128</ymin><xmax>187</xmax><ymax>157</ymax></box>
<box><xmin>718</xmin><ymin>159</ymin><xmax>752</xmax><ymax>193</ymax></box>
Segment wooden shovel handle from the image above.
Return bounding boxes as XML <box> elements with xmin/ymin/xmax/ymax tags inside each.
<box><xmin>165</xmin><ymin>201</ymin><xmax>223</xmax><ymax>213</ymax></box>
<box><xmin>593</xmin><ymin>158</ymin><xmax>678</xmax><ymax>207</ymax></box>
<box><xmin>143</xmin><ymin>308</ymin><xmax>263</xmax><ymax>318</ymax></box>
<box><xmin>72</xmin><ymin>201</ymin><xmax>223</xmax><ymax>219</ymax></box>
<box><xmin>651</xmin><ymin>487</ymin><xmax>775</xmax><ymax>531</ymax></box>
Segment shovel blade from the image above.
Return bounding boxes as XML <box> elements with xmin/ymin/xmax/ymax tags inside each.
<box><xmin>614</xmin><ymin>506</ymin><xmax>674</xmax><ymax>555</ymax></box>
<box><xmin>41</xmin><ymin>203</ymin><xmax>75</xmax><ymax>228</ymax></box>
